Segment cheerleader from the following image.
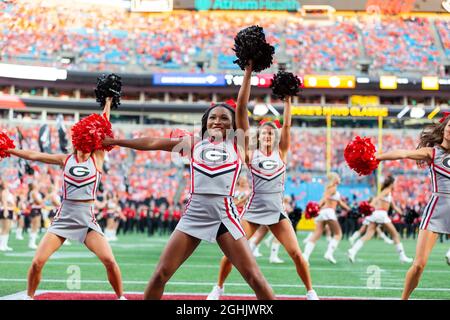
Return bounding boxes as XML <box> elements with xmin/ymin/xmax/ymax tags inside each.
<box><xmin>371</xmin><ymin>113</ymin><xmax>450</xmax><ymax>299</ymax></box>
<box><xmin>103</xmin><ymin>63</ymin><xmax>275</xmax><ymax>300</ymax></box>
<box><xmin>347</xmin><ymin>176</ymin><xmax>412</xmax><ymax>264</ymax></box>
<box><xmin>206</xmin><ymin>70</ymin><xmax>317</xmax><ymax>300</ymax></box>
<box><xmin>303</xmin><ymin>173</ymin><xmax>350</xmax><ymax>265</ymax></box>
<box><xmin>0</xmin><ymin>180</ymin><xmax>16</xmax><ymax>251</ymax></box>
<box><xmin>6</xmin><ymin>97</ymin><xmax>124</xmax><ymax>300</ymax></box>
<box><xmin>15</xmin><ymin>193</ymin><xmax>26</xmax><ymax>240</ymax></box>
<box><xmin>28</xmin><ymin>182</ymin><xmax>43</xmax><ymax>250</ymax></box>
<box><xmin>104</xmin><ymin>191</ymin><xmax>120</xmax><ymax>242</ymax></box>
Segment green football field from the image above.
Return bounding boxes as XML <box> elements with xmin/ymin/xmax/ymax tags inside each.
<box><xmin>0</xmin><ymin>232</ymin><xmax>449</xmax><ymax>300</ymax></box>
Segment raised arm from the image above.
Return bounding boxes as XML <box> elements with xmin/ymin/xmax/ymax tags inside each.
<box><xmin>236</xmin><ymin>63</ymin><xmax>253</xmax><ymax>163</ymax></box>
<box><xmin>7</xmin><ymin>149</ymin><xmax>66</xmax><ymax>166</ymax></box>
<box><xmin>92</xmin><ymin>97</ymin><xmax>113</xmax><ymax>170</ymax></box>
<box><xmin>376</xmin><ymin>147</ymin><xmax>433</xmax><ymax>162</ymax></box>
<box><xmin>236</xmin><ymin>63</ymin><xmax>252</xmax><ymax>133</ymax></box>
<box><xmin>279</xmin><ymin>96</ymin><xmax>292</xmax><ymax>160</ymax></box>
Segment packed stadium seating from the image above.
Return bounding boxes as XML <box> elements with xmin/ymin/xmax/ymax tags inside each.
<box><xmin>1</xmin><ymin>1</ymin><xmax>448</xmax><ymax>75</ymax></box>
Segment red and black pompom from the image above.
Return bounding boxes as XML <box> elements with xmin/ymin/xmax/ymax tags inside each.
<box><xmin>71</xmin><ymin>114</ymin><xmax>114</xmax><ymax>153</ymax></box>
<box><xmin>0</xmin><ymin>131</ymin><xmax>15</xmax><ymax>159</ymax></box>
<box><xmin>344</xmin><ymin>136</ymin><xmax>379</xmax><ymax>176</ymax></box>
<box><xmin>94</xmin><ymin>73</ymin><xmax>122</xmax><ymax>109</ymax></box>
<box><xmin>270</xmin><ymin>71</ymin><xmax>302</xmax><ymax>100</ymax></box>
<box><xmin>358</xmin><ymin>201</ymin><xmax>374</xmax><ymax>217</ymax></box>
<box><xmin>304</xmin><ymin>201</ymin><xmax>320</xmax><ymax>219</ymax></box>
<box><xmin>233</xmin><ymin>25</ymin><xmax>275</xmax><ymax>73</ymax></box>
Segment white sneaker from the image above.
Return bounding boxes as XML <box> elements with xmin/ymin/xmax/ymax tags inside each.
<box><xmin>269</xmin><ymin>256</ymin><xmax>284</xmax><ymax>264</ymax></box>
<box><xmin>252</xmin><ymin>246</ymin><xmax>263</xmax><ymax>258</ymax></box>
<box><xmin>206</xmin><ymin>285</ymin><xmax>224</xmax><ymax>300</ymax></box>
<box><xmin>118</xmin><ymin>296</ymin><xmax>127</xmax><ymax>300</ymax></box>
<box><xmin>324</xmin><ymin>252</ymin><xmax>337</xmax><ymax>264</ymax></box>
<box><xmin>22</xmin><ymin>295</ymin><xmax>33</xmax><ymax>300</ymax></box>
<box><xmin>446</xmin><ymin>254</ymin><xmax>450</xmax><ymax>266</ymax></box>
<box><xmin>400</xmin><ymin>256</ymin><xmax>413</xmax><ymax>264</ymax></box>
<box><xmin>16</xmin><ymin>235</ymin><xmax>24</xmax><ymax>240</ymax></box>
<box><xmin>4</xmin><ymin>246</ymin><xmax>13</xmax><ymax>251</ymax></box>
<box><xmin>0</xmin><ymin>246</ymin><xmax>5</xmax><ymax>252</ymax></box>
<box><xmin>28</xmin><ymin>243</ymin><xmax>38</xmax><ymax>250</ymax></box>
<box><xmin>348</xmin><ymin>249</ymin><xmax>356</xmax><ymax>263</ymax></box>
<box><xmin>264</xmin><ymin>237</ymin><xmax>271</xmax><ymax>248</ymax></box>
<box><xmin>384</xmin><ymin>238</ymin><xmax>394</xmax><ymax>245</ymax></box>
<box><xmin>306</xmin><ymin>290</ymin><xmax>319</xmax><ymax>300</ymax></box>
<box><xmin>63</xmin><ymin>240</ymin><xmax>71</xmax><ymax>246</ymax></box>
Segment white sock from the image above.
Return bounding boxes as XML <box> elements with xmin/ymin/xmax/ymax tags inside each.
<box><xmin>396</xmin><ymin>243</ymin><xmax>406</xmax><ymax>257</ymax></box>
<box><xmin>105</xmin><ymin>229</ymin><xmax>112</xmax><ymax>239</ymax></box>
<box><xmin>352</xmin><ymin>239</ymin><xmax>364</xmax><ymax>254</ymax></box>
<box><xmin>446</xmin><ymin>249</ymin><xmax>450</xmax><ymax>258</ymax></box>
<box><xmin>4</xmin><ymin>234</ymin><xmax>9</xmax><ymax>248</ymax></box>
<box><xmin>248</xmin><ymin>238</ymin><xmax>257</xmax><ymax>251</ymax></box>
<box><xmin>349</xmin><ymin>231</ymin><xmax>361</xmax><ymax>242</ymax></box>
<box><xmin>304</xmin><ymin>232</ymin><xmax>312</xmax><ymax>242</ymax></box>
<box><xmin>303</xmin><ymin>241</ymin><xmax>315</xmax><ymax>260</ymax></box>
<box><xmin>0</xmin><ymin>235</ymin><xmax>5</xmax><ymax>249</ymax></box>
<box><xmin>266</xmin><ymin>234</ymin><xmax>274</xmax><ymax>243</ymax></box>
<box><xmin>378</xmin><ymin>230</ymin><xmax>390</xmax><ymax>241</ymax></box>
<box><xmin>270</xmin><ymin>242</ymin><xmax>281</xmax><ymax>259</ymax></box>
<box><xmin>326</xmin><ymin>238</ymin><xmax>339</xmax><ymax>256</ymax></box>
<box><xmin>29</xmin><ymin>232</ymin><xmax>37</xmax><ymax>245</ymax></box>
<box><xmin>16</xmin><ymin>228</ymin><xmax>23</xmax><ymax>238</ymax></box>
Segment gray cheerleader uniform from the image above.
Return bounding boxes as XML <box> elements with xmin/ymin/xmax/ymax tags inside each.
<box><xmin>420</xmin><ymin>146</ymin><xmax>450</xmax><ymax>234</ymax></box>
<box><xmin>47</xmin><ymin>154</ymin><xmax>104</xmax><ymax>243</ymax></box>
<box><xmin>175</xmin><ymin>138</ymin><xmax>245</xmax><ymax>243</ymax></box>
<box><xmin>243</xmin><ymin>149</ymin><xmax>288</xmax><ymax>225</ymax></box>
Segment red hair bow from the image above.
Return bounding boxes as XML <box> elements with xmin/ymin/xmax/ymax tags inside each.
<box><xmin>225</xmin><ymin>99</ymin><xmax>237</xmax><ymax>110</ymax></box>
<box><xmin>439</xmin><ymin>111</ymin><xmax>450</xmax><ymax>123</ymax></box>
<box><xmin>259</xmin><ymin>119</ymin><xmax>282</xmax><ymax>129</ymax></box>
<box><xmin>210</xmin><ymin>99</ymin><xmax>237</xmax><ymax>110</ymax></box>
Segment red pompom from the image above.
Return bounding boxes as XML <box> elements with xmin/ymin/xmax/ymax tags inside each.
<box><xmin>170</xmin><ymin>128</ymin><xmax>193</xmax><ymax>139</ymax></box>
<box><xmin>358</xmin><ymin>201</ymin><xmax>374</xmax><ymax>217</ymax></box>
<box><xmin>344</xmin><ymin>136</ymin><xmax>379</xmax><ymax>176</ymax></box>
<box><xmin>0</xmin><ymin>130</ymin><xmax>15</xmax><ymax>159</ymax></box>
<box><xmin>71</xmin><ymin>114</ymin><xmax>114</xmax><ymax>153</ymax></box>
<box><xmin>305</xmin><ymin>201</ymin><xmax>320</xmax><ymax>219</ymax></box>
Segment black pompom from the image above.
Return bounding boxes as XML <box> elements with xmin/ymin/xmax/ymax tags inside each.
<box><xmin>233</xmin><ymin>25</ymin><xmax>275</xmax><ymax>73</ymax></box>
<box><xmin>270</xmin><ymin>71</ymin><xmax>302</xmax><ymax>100</ymax></box>
<box><xmin>94</xmin><ymin>73</ymin><xmax>122</xmax><ymax>109</ymax></box>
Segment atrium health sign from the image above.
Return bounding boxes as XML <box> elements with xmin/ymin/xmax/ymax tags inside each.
<box><xmin>195</xmin><ymin>0</ymin><xmax>300</xmax><ymax>11</ymax></box>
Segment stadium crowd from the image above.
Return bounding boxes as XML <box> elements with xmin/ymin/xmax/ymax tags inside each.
<box><xmin>0</xmin><ymin>1</ymin><xmax>447</xmax><ymax>75</ymax></box>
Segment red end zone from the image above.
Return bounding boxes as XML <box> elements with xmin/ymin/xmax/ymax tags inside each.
<box><xmin>30</xmin><ymin>292</ymin><xmax>359</xmax><ymax>300</ymax></box>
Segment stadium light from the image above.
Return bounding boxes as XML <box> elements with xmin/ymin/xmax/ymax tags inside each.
<box><xmin>253</xmin><ymin>103</ymin><xmax>269</xmax><ymax>116</ymax></box>
<box><xmin>0</xmin><ymin>63</ymin><xmax>67</xmax><ymax>81</ymax></box>
<box><xmin>410</xmin><ymin>107</ymin><xmax>425</xmax><ymax>119</ymax></box>
<box><xmin>356</xmin><ymin>77</ymin><xmax>370</xmax><ymax>84</ymax></box>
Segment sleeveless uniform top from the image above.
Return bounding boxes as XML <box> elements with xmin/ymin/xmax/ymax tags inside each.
<box><xmin>249</xmin><ymin>149</ymin><xmax>286</xmax><ymax>194</ymax></box>
<box><xmin>329</xmin><ymin>191</ymin><xmax>341</xmax><ymax>201</ymax></box>
<box><xmin>190</xmin><ymin>138</ymin><xmax>242</xmax><ymax>196</ymax></box>
<box><xmin>429</xmin><ymin>146</ymin><xmax>450</xmax><ymax>194</ymax></box>
<box><xmin>63</xmin><ymin>154</ymin><xmax>101</xmax><ymax>201</ymax></box>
